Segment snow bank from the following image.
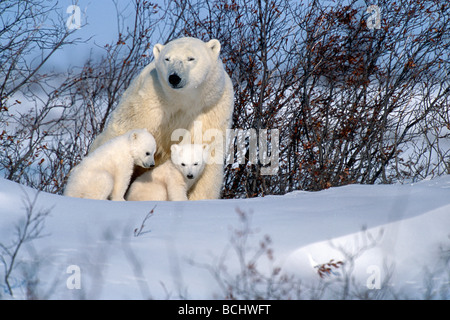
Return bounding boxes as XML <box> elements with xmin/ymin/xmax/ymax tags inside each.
<box><xmin>0</xmin><ymin>176</ymin><xmax>449</xmax><ymax>299</ymax></box>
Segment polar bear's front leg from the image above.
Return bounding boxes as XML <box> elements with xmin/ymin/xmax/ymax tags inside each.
<box><xmin>166</xmin><ymin>174</ymin><xmax>189</xmax><ymax>201</ymax></box>
<box><xmin>110</xmin><ymin>168</ymin><xmax>132</xmax><ymax>201</ymax></box>
<box><xmin>188</xmin><ymin>163</ymin><xmax>223</xmax><ymax>200</ymax></box>
<box><xmin>110</xmin><ymin>186</ymin><xmax>127</xmax><ymax>201</ymax></box>
<box><xmin>167</xmin><ymin>184</ymin><xmax>188</xmax><ymax>201</ymax></box>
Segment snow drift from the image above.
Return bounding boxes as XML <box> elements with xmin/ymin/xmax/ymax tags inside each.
<box><xmin>0</xmin><ymin>175</ymin><xmax>449</xmax><ymax>299</ymax></box>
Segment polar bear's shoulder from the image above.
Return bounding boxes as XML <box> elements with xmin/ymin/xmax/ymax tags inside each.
<box><xmin>124</xmin><ymin>62</ymin><xmax>160</xmax><ymax>96</ymax></box>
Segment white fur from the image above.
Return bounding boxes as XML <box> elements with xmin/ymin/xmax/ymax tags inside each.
<box><xmin>126</xmin><ymin>144</ymin><xmax>209</xmax><ymax>201</ymax></box>
<box><xmin>90</xmin><ymin>37</ymin><xmax>234</xmax><ymax>200</ymax></box>
<box><xmin>64</xmin><ymin>129</ymin><xmax>156</xmax><ymax>201</ymax></box>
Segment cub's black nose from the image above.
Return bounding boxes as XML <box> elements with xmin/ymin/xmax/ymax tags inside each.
<box><xmin>187</xmin><ymin>174</ymin><xmax>194</xmax><ymax>179</ymax></box>
<box><xmin>169</xmin><ymin>74</ymin><xmax>181</xmax><ymax>86</ymax></box>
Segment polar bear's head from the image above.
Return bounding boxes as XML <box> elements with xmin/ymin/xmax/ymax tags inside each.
<box><xmin>153</xmin><ymin>37</ymin><xmax>221</xmax><ymax>91</ymax></box>
<box><xmin>170</xmin><ymin>143</ymin><xmax>210</xmax><ymax>182</ymax></box>
<box><xmin>129</xmin><ymin>129</ymin><xmax>157</xmax><ymax>169</ymax></box>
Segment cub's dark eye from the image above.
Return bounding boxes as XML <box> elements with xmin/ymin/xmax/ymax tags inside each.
<box><xmin>194</xmin><ymin>163</ymin><xmax>198</xmax><ymax>166</ymax></box>
<box><xmin>146</xmin><ymin>152</ymin><xmax>151</xmax><ymax>156</ymax></box>
<box><xmin>181</xmin><ymin>163</ymin><xmax>186</xmax><ymax>166</ymax></box>
<box><xmin>187</xmin><ymin>57</ymin><xmax>195</xmax><ymax>61</ymax></box>
<box><xmin>164</xmin><ymin>57</ymin><xmax>170</xmax><ymax>61</ymax></box>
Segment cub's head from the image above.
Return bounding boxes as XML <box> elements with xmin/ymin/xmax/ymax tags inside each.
<box><xmin>129</xmin><ymin>129</ymin><xmax>156</xmax><ymax>168</ymax></box>
<box><xmin>153</xmin><ymin>37</ymin><xmax>221</xmax><ymax>91</ymax></box>
<box><xmin>170</xmin><ymin>143</ymin><xmax>210</xmax><ymax>182</ymax></box>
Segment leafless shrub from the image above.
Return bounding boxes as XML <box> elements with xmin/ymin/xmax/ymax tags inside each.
<box><xmin>315</xmin><ymin>259</ymin><xmax>344</xmax><ymax>279</ymax></box>
<box><xmin>189</xmin><ymin>208</ymin><xmax>303</xmax><ymax>299</ymax></box>
<box><xmin>0</xmin><ymin>188</ymin><xmax>51</xmax><ymax>297</ymax></box>
<box><xmin>173</xmin><ymin>0</ymin><xmax>450</xmax><ymax>197</ymax></box>
<box><xmin>420</xmin><ymin>240</ymin><xmax>450</xmax><ymax>300</ymax></box>
<box><xmin>134</xmin><ymin>205</ymin><xmax>156</xmax><ymax>237</ymax></box>
<box><xmin>0</xmin><ymin>0</ymin><xmax>168</xmax><ymax>194</ymax></box>
<box><xmin>324</xmin><ymin>226</ymin><xmax>393</xmax><ymax>299</ymax></box>
<box><xmin>188</xmin><ymin>209</ymin><xmax>446</xmax><ymax>300</ymax></box>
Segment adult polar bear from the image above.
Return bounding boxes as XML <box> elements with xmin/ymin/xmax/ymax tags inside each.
<box><xmin>90</xmin><ymin>37</ymin><xmax>234</xmax><ymax>200</ymax></box>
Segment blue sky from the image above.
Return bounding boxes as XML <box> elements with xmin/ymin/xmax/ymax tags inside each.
<box><xmin>47</xmin><ymin>0</ymin><xmax>170</xmax><ymax>71</ymax></box>
<box><xmin>50</xmin><ymin>0</ymin><xmax>138</xmax><ymax>70</ymax></box>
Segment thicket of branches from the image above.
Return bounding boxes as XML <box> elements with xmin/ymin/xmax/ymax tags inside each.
<box><xmin>1</xmin><ymin>0</ymin><xmax>449</xmax><ymax>198</ymax></box>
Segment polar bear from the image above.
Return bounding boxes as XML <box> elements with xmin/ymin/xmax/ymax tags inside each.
<box><xmin>64</xmin><ymin>129</ymin><xmax>156</xmax><ymax>201</ymax></box>
<box><xmin>126</xmin><ymin>143</ymin><xmax>209</xmax><ymax>201</ymax></box>
<box><xmin>89</xmin><ymin>37</ymin><xmax>234</xmax><ymax>200</ymax></box>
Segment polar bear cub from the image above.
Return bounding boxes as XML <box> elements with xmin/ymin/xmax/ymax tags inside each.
<box><xmin>126</xmin><ymin>144</ymin><xmax>209</xmax><ymax>201</ymax></box>
<box><xmin>64</xmin><ymin>129</ymin><xmax>156</xmax><ymax>201</ymax></box>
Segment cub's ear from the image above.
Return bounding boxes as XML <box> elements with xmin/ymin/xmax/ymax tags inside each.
<box><xmin>170</xmin><ymin>144</ymin><xmax>179</xmax><ymax>153</ymax></box>
<box><xmin>202</xmin><ymin>143</ymin><xmax>212</xmax><ymax>158</ymax></box>
<box><xmin>207</xmin><ymin>39</ymin><xmax>221</xmax><ymax>58</ymax></box>
<box><xmin>131</xmin><ymin>132</ymin><xmax>139</xmax><ymax>141</ymax></box>
<box><xmin>153</xmin><ymin>43</ymin><xmax>164</xmax><ymax>59</ymax></box>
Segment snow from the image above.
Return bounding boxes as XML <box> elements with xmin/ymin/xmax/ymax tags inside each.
<box><xmin>0</xmin><ymin>176</ymin><xmax>449</xmax><ymax>299</ymax></box>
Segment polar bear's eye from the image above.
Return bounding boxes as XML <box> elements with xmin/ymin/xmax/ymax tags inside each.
<box><xmin>194</xmin><ymin>162</ymin><xmax>199</xmax><ymax>166</ymax></box>
<box><xmin>164</xmin><ymin>57</ymin><xmax>170</xmax><ymax>62</ymax></box>
<box><xmin>187</xmin><ymin>57</ymin><xmax>195</xmax><ymax>61</ymax></box>
<box><xmin>181</xmin><ymin>163</ymin><xmax>186</xmax><ymax>166</ymax></box>
<box><xmin>146</xmin><ymin>152</ymin><xmax>151</xmax><ymax>156</ymax></box>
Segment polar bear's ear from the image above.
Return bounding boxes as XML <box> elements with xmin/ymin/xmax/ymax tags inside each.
<box><xmin>207</xmin><ymin>39</ymin><xmax>221</xmax><ymax>58</ymax></box>
<box><xmin>153</xmin><ymin>43</ymin><xmax>164</xmax><ymax>59</ymax></box>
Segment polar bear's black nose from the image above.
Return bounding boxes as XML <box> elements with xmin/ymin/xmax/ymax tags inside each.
<box><xmin>169</xmin><ymin>74</ymin><xmax>182</xmax><ymax>86</ymax></box>
<box><xmin>187</xmin><ymin>174</ymin><xmax>194</xmax><ymax>179</ymax></box>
